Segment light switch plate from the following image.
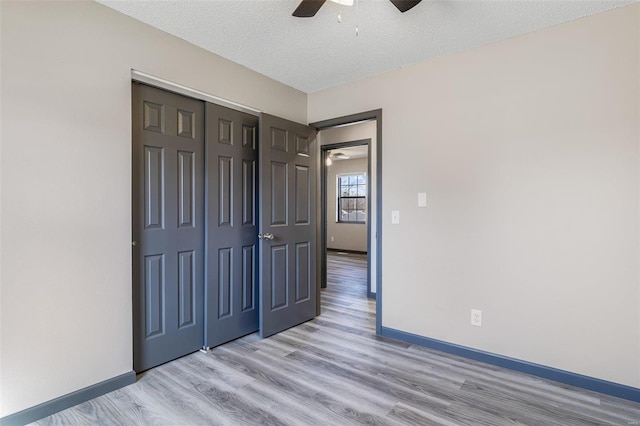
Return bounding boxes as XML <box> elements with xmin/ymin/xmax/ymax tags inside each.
<box><xmin>418</xmin><ymin>193</ymin><xmax>427</xmax><ymax>207</ymax></box>
<box><xmin>391</xmin><ymin>210</ymin><xmax>400</xmax><ymax>224</ymax></box>
<box><xmin>471</xmin><ymin>309</ymin><xmax>482</xmax><ymax>327</ymax></box>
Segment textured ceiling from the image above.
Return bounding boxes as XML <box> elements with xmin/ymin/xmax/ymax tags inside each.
<box><xmin>98</xmin><ymin>0</ymin><xmax>635</xmax><ymax>93</ymax></box>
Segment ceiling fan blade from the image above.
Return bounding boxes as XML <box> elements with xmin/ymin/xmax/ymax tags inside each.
<box><xmin>389</xmin><ymin>0</ymin><xmax>422</xmax><ymax>13</ymax></box>
<box><xmin>293</xmin><ymin>0</ymin><xmax>327</xmax><ymax>17</ymax></box>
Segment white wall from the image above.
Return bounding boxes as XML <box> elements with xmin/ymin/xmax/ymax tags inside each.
<box><xmin>0</xmin><ymin>0</ymin><xmax>306</xmax><ymax>417</ymax></box>
<box><xmin>326</xmin><ymin>157</ymin><xmax>368</xmax><ymax>252</ymax></box>
<box><xmin>319</xmin><ymin>121</ymin><xmax>377</xmax><ymax>293</ymax></box>
<box><xmin>310</xmin><ymin>4</ymin><xmax>640</xmax><ymax>388</ymax></box>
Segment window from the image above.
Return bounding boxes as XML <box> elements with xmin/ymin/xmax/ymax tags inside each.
<box><xmin>338</xmin><ymin>174</ymin><xmax>366</xmax><ymax>223</ymax></box>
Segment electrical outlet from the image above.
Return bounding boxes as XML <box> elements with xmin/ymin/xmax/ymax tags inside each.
<box><xmin>471</xmin><ymin>309</ymin><xmax>482</xmax><ymax>327</ymax></box>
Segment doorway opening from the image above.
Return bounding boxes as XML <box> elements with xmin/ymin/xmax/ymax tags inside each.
<box><xmin>312</xmin><ymin>111</ymin><xmax>382</xmax><ymax>333</ymax></box>
<box><xmin>321</xmin><ymin>142</ymin><xmax>372</xmax><ymax>301</ymax></box>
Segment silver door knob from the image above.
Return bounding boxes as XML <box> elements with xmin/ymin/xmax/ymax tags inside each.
<box><xmin>258</xmin><ymin>233</ymin><xmax>275</xmax><ymax>241</ymax></box>
<box><xmin>132</xmin><ymin>241</ymin><xmax>137</xmax><ymax>246</ymax></box>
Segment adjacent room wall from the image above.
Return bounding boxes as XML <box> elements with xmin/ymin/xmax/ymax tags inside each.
<box><xmin>326</xmin><ymin>157</ymin><xmax>368</xmax><ymax>252</ymax></box>
<box><xmin>0</xmin><ymin>0</ymin><xmax>306</xmax><ymax>417</ymax></box>
<box><xmin>309</xmin><ymin>4</ymin><xmax>640</xmax><ymax>388</ymax></box>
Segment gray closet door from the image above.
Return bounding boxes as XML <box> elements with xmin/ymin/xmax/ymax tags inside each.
<box><xmin>258</xmin><ymin>113</ymin><xmax>317</xmax><ymax>338</ymax></box>
<box><xmin>204</xmin><ymin>103</ymin><xmax>259</xmax><ymax>348</ymax></box>
<box><xmin>132</xmin><ymin>83</ymin><xmax>205</xmax><ymax>372</ymax></box>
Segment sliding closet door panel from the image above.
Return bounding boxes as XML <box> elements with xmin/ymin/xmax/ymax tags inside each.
<box><xmin>132</xmin><ymin>83</ymin><xmax>205</xmax><ymax>372</ymax></box>
<box><xmin>205</xmin><ymin>103</ymin><xmax>259</xmax><ymax>348</ymax></box>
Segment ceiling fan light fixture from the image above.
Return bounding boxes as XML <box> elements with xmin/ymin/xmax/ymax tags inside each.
<box><xmin>293</xmin><ymin>0</ymin><xmax>420</xmax><ymax>17</ymax></box>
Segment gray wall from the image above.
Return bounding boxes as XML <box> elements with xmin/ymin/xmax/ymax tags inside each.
<box><xmin>326</xmin><ymin>158</ymin><xmax>368</xmax><ymax>252</ymax></box>
<box><xmin>0</xmin><ymin>0</ymin><xmax>306</xmax><ymax>417</ymax></box>
<box><xmin>310</xmin><ymin>4</ymin><xmax>640</xmax><ymax>388</ymax></box>
<box><xmin>3</xmin><ymin>0</ymin><xmax>639</xmax><ymax>417</ymax></box>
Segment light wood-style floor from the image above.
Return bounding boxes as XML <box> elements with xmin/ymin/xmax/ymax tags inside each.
<box><xmin>34</xmin><ymin>252</ymin><xmax>640</xmax><ymax>425</ymax></box>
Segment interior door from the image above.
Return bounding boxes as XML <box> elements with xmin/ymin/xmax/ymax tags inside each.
<box><xmin>259</xmin><ymin>113</ymin><xmax>317</xmax><ymax>337</ymax></box>
<box><xmin>132</xmin><ymin>83</ymin><xmax>205</xmax><ymax>372</ymax></box>
<box><xmin>204</xmin><ymin>103</ymin><xmax>259</xmax><ymax>348</ymax></box>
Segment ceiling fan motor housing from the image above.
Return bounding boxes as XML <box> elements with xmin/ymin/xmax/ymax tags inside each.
<box><xmin>293</xmin><ymin>0</ymin><xmax>422</xmax><ymax>17</ymax></box>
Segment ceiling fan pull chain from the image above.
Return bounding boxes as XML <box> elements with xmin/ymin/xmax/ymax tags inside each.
<box><xmin>355</xmin><ymin>0</ymin><xmax>359</xmax><ymax>36</ymax></box>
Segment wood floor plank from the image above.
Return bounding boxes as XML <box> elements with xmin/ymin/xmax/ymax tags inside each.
<box><xmin>455</xmin><ymin>380</ymin><xmax>610</xmax><ymax>426</ymax></box>
<box><xmin>273</xmin><ymin>328</ymin><xmax>466</xmax><ymax>391</ymax></box>
<box><xmin>32</xmin><ymin>252</ymin><xmax>640</xmax><ymax>425</ymax></box>
<box><xmin>211</xmin><ymin>344</ymin><xmax>399</xmax><ymax>424</ymax></box>
<box><xmin>221</xmin><ymin>340</ymin><xmax>399</xmax><ymax>417</ymax></box>
<box><xmin>385</xmin><ymin>402</ymin><xmax>465</xmax><ymax>426</ymax></box>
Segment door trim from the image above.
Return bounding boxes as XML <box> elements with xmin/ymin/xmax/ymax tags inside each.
<box><xmin>320</xmin><ymin>139</ymin><xmax>373</xmax><ymax>299</ymax></box>
<box><xmin>311</xmin><ymin>109</ymin><xmax>382</xmax><ymax>334</ymax></box>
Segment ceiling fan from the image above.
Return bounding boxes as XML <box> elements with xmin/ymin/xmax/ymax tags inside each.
<box><xmin>293</xmin><ymin>0</ymin><xmax>422</xmax><ymax>18</ymax></box>
<box><xmin>326</xmin><ymin>151</ymin><xmax>350</xmax><ymax>166</ymax></box>
<box><xmin>332</xmin><ymin>152</ymin><xmax>351</xmax><ymax>160</ymax></box>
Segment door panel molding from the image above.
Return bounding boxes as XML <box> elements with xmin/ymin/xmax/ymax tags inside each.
<box><xmin>177</xmin><ymin>250</ymin><xmax>196</xmax><ymax>329</ymax></box>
